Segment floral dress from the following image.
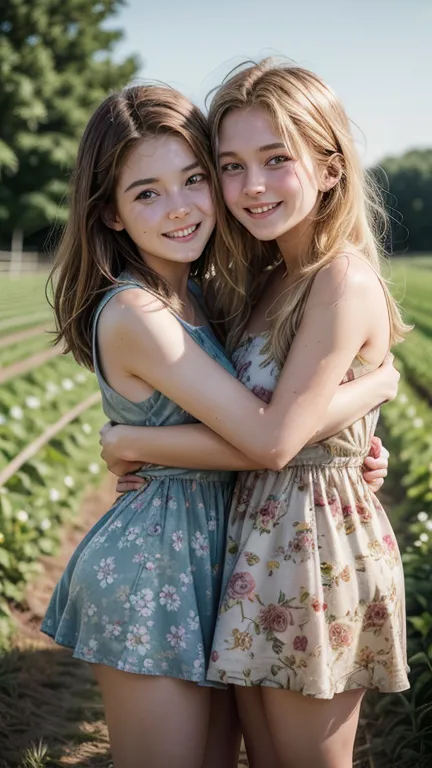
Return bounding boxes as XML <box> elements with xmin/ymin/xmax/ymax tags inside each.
<box><xmin>207</xmin><ymin>333</ymin><xmax>410</xmax><ymax>698</ymax></box>
<box><xmin>42</xmin><ymin>277</ymin><xmax>236</xmax><ymax>685</ymax></box>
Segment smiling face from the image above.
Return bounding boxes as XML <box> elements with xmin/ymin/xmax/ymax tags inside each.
<box><xmin>109</xmin><ymin>133</ymin><xmax>216</xmax><ymax>270</ymax></box>
<box><xmin>218</xmin><ymin>106</ymin><xmax>322</xmax><ymax>243</ymax></box>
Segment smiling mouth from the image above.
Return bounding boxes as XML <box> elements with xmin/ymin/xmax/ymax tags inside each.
<box><xmin>163</xmin><ymin>223</ymin><xmax>201</xmax><ymax>239</ymax></box>
<box><xmin>245</xmin><ymin>202</ymin><xmax>282</xmax><ymax>217</ymax></box>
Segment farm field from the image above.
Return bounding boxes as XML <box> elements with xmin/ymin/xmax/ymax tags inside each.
<box><xmin>0</xmin><ymin>259</ymin><xmax>431</xmax><ymax>767</ymax></box>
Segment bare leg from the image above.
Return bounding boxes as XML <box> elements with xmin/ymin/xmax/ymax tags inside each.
<box><xmin>235</xmin><ymin>687</ymin><xmax>282</xmax><ymax>768</ymax></box>
<box><xmin>262</xmin><ymin>687</ymin><xmax>365</xmax><ymax>768</ymax></box>
<box><xmin>94</xmin><ymin>665</ymin><xmax>211</xmax><ymax>768</ymax></box>
<box><xmin>202</xmin><ymin>687</ymin><xmax>242</xmax><ymax>768</ymax></box>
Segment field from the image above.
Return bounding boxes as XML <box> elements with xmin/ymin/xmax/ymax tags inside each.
<box><xmin>0</xmin><ymin>260</ymin><xmax>431</xmax><ymax>767</ymax></box>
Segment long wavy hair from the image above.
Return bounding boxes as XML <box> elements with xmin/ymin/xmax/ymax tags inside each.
<box><xmin>48</xmin><ymin>85</ymin><xmax>218</xmax><ymax>369</ymax></box>
<box><xmin>206</xmin><ymin>59</ymin><xmax>409</xmax><ymax>367</ymax></box>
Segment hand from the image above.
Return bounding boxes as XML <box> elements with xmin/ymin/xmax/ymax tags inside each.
<box><xmin>115</xmin><ymin>474</ymin><xmax>148</xmax><ymax>494</ymax></box>
<box><xmin>99</xmin><ymin>421</ymin><xmax>142</xmax><ymax>477</ymax></box>
<box><xmin>362</xmin><ymin>435</ymin><xmax>388</xmax><ymax>493</ymax></box>
<box><xmin>378</xmin><ymin>353</ymin><xmax>400</xmax><ymax>403</ymax></box>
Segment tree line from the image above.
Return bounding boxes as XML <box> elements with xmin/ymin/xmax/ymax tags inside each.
<box><xmin>0</xmin><ymin>1</ymin><xmax>430</xmax><ymax>254</ymax></box>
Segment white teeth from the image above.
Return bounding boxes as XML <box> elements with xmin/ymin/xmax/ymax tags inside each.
<box><xmin>248</xmin><ymin>203</ymin><xmax>279</xmax><ymax>214</ymax></box>
<box><xmin>165</xmin><ymin>225</ymin><xmax>198</xmax><ymax>238</ymax></box>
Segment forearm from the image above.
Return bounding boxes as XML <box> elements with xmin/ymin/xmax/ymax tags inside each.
<box><xmin>113</xmin><ymin>423</ymin><xmax>267</xmax><ymax>471</ymax></box>
<box><xmin>309</xmin><ymin>369</ymin><xmax>382</xmax><ymax>444</ymax></box>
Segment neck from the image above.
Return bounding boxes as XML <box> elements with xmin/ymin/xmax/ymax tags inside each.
<box><xmin>139</xmin><ymin>250</ymin><xmax>191</xmax><ymax>302</ymax></box>
<box><xmin>276</xmin><ymin>205</ymin><xmax>318</xmax><ymax>274</ymax></box>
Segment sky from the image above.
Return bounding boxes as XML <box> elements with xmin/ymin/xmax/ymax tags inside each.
<box><xmin>107</xmin><ymin>0</ymin><xmax>432</xmax><ymax>166</ymax></box>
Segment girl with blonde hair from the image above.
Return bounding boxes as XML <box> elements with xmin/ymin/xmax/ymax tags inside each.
<box><xmin>100</xmin><ymin>60</ymin><xmax>409</xmax><ymax>767</ymax></box>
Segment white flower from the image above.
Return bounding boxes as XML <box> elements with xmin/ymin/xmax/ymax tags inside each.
<box><xmin>103</xmin><ymin>620</ymin><xmax>122</xmax><ymax>638</ymax></box>
<box><xmin>82</xmin><ymin>423</ymin><xmax>92</xmax><ymax>434</ymax></box>
<box><xmin>407</xmin><ymin>406</ymin><xmax>416</xmax><ymax>418</ymax></box>
<box><xmin>417</xmin><ymin>511</ymin><xmax>428</xmax><ymax>523</ymax></box>
<box><xmin>40</xmin><ymin>519</ymin><xmax>51</xmax><ymax>531</ymax></box>
<box><xmin>152</xmin><ymin>497</ymin><xmax>162</xmax><ymax>507</ymax></box>
<box><xmin>419</xmin><ymin>532</ymin><xmax>429</xmax><ymax>543</ymax></box>
<box><xmin>64</xmin><ymin>475</ymin><xmax>74</xmax><ymax>488</ymax></box>
<box><xmin>191</xmin><ymin>531</ymin><xmax>209</xmax><ymax>557</ymax></box>
<box><xmin>172</xmin><ymin>530</ymin><xmax>184</xmax><ymax>552</ymax></box>
<box><xmin>0</xmin><ymin>414</ymin><xmax>7</xmax><ymax>425</ymax></box>
<box><xmin>16</xmin><ymin>509</ymin><xmax>29</xmax><ymax>523</ymax></box>
<box><xmin>159</xmin><ymin>585</ymin><xmax>181</xmax><ymax>611</ymax></box>
<box><xmin>49</xmin><ymin>488</ymin><xmax>60</xmax><ymax>502</ymax></box>
<box><xmin>145</xmin><ymin>561</ymin><xmax>156</xmax><ymax>571</ymax></box>
<box><xmin>126</xmin><ymin>624</ymin><xmax>151</xmax><ymax>655</ymax></box>
<box><xmin>168</xmin><ymin>497</ymin><xmax>177</xmax><ymax>510</ymax></box>
<box><xmin>143</xmin><ymin>658</ymin><xmax>154</xmax><ymax>670</ymax></box>
<box><xmin>10</xmin><ymin>405</ymin><xmax>23</xmax><ymax>420</ymax></box>
<box><xmin>25</xmin><ymin>396</ymin><xmax>40</xmax><ymax>409</ymax></box>
<box><xmin>94</xmin><ymin>556</ymin><xmax>117</xmax><ymax>588</ymax></box>
<box><xmin>166</xmin><ymin>624</ymin><xmax>188</xmax><ymax>650</ymax></box>
<box><xmin>88</xmin><ymin>463</ymin><xmax>100</xmax><ymax>474</ymax></box>
<box><xmin>130</xmin><ymin>588</ymin><xmax>155</xmax><ymax>617</ymax></box>
<box><xmin>398</xmin><ymin>393</ymin><xmax>408</xmax><ymax>404</ymax></box>
<box><xmin>46</xmin><ymin>382</ymin><xmax>59</xmax><ymax>395</ymax></box>
<box><xmin>62</xmin><ymin>378</ymin><xmax>74</xmax><ymax>391</ymax></box>
<box><xmin>413</xmin><ymin>540</ymin><xmax>422</xmax><ymax>547</ymax></box>
<box><xmin>413</xmin><ymin>418</ymin><xmax>424</xmax><ymax>429</ymax></box>
<box><xmin>187</xmin><ymin>610</ymin><xmax>199</xmax><ymax>631</ymax></box>
<box><xmin>75</xmin><ymin>373</ymin><xmax>86</xmax><ymax>384</ymax></box>
<box><xmin>87</xmin><ymin>604</ymin><xmax>97</xmax><ymax>617</ymax></box>
<box><xmin>425</xmin><ymin>520</ymin><xmax>432</xmax><ymax>531</ymax></box>
<box><xmin>179</xmin><ymin>568</ymin><xmax>193</xmax><ymax>592</ymax></box>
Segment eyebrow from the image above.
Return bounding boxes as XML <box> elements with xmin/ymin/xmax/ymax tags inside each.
<box><xmin>124</xmin><ymin>162</ymin><xmax>201</xmax><ymax>193</ymax></box>
<box><xmin>218</xmin><ymin>142</ymin><xmax>286</xmax><ymax>159</ymax></box>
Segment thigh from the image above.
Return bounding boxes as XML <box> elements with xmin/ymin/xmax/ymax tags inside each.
<box><xmin>262</xmin><ymin>687</ymin><xmax>365</xmax><ymax>768</ymax></box>
<box><xmin>94</xmin><ymin>665</ymin><xmax>211</xmax><ymax>768</ymax></box>
<box><xmin>235</xmin><ymin>687</ymin><xmax>282</xmax><ymax>768</ymax></box>
<box><xmin>202</xmin><ymin>687</ymin><xmax>242</xmax><ymax>768</ymax></box>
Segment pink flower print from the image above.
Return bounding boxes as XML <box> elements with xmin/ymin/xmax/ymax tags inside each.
<box><xmin>311</xmin><ymin>598</ymin><xmax>328</xmax><ymax>612</ymax></box>
<box><xmin>256</xmin><ymin>498</ymin><xmax>280</xmax><ymax>531</ymax></box>
<box><xmin>251</xmin><ymin>385</ymin><xmax>273</xmax><ymax>403</ymax></box>
<box><xmin>226</xmin><ymin>571</ymin><xmax>256</xmax><ymax>600</ymax></box>
<box><xmin>236</xmin><ymin>360</ymin><xmax>252</xmax><ymax>380</ymax></box>
<box><xmin>293</xmin><ymin>635</ymin><xmax>308</xmax><ymax>652</ymax></box>
<box><xmin>259</xmin><ymin>604</ymin><xmax>294</xmax><ymax>633</ymax></box>
<box><xmin>211</xmin><ymin>650</ymin><xmax>219</xmax><ymax>662</ymax></box>
<box><xmin>363</xmin><ymin>602</ymin><xmax>388</xmax><ymax>631</ymax></box>
<box><xmin>329</xmin><ymin>622</ymin><xmax>354</xmax><ymax>650</ymax></box>
<box><xmin>383</xmin><ymin>534</ymin><xmax>396</xmax><ymax>552</ymax></box>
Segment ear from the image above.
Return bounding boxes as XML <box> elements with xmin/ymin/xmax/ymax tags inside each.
<box><xmin>319</xmin><ymin>153</ymin><xmax>343</xmax><ymax>193</ymax></box>
<box><xmin>101</xmin><ymin>205</ymin><xmax>125</xmax><ymax>232</ymax></box>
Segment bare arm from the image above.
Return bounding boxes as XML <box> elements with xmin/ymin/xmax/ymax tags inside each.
<box><xmin>101</xmin><ymin>358</ymin><xmax>395</xmax><ymax>471</ymax></box>
<box><xmin>100</xmin><ymin>255</ymin><xmax>396</xmax><ymax>471</ymax></box>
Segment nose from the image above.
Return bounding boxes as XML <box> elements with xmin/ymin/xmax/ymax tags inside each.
<box><xmin>243</xmin><ymin>168</ymin><xmax>266</xmax><ymax>197</ymax></box>
<box><xmin>167</xmin><ymin>198</ymin><xmax>192</xmax><ymax>220</ymax></box>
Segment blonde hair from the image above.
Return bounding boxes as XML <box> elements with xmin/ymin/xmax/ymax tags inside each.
<box><xmin>48</xmin><ymin>85</ymin><xmax>218</xmax><ymax>369</ymax></box>
<box><xmin>206</xmin><ymin>59</ymin><xmax>409</xmax><ymax>367</ymax></box>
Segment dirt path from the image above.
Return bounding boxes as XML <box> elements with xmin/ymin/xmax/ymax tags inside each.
<box><xmin>0</xmin><ymin>476</ymin><xmax>371</xmax><ymax>768</ymax></box>
<box><xmin>0</xmin><ymin>476</ymin><xmax>249</xmax><ymax>768</ymax></box>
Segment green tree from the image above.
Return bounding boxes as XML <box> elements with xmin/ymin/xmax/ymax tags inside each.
<box><xmin>374</xmin><ymin>149</ymin><xmax>432</xmax><ymax>253</ymax></box>
<box><xmin>0</xmin><ymin>0</ymin><xmax>140</xmax><ymax>254</ymax></box>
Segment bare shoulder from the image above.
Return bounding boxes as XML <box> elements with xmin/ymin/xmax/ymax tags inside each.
<box><xmin>309</xmin><ymin>252</ymin><xmax>383</xmax><ymax>307</ymax></box>
<box><xmin>98</xmin><ymin>286</ymin><xmax>172</xmax><ymax>348</ymax></box>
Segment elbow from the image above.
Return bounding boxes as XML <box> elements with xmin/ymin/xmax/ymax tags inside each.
<box><xmin>256</xmin><ymin>446</ymin><xmax>293</xmax><ymax>472</ymax></box>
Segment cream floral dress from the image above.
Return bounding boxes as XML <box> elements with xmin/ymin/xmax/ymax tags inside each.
<box><xmin>207</xmin><ymin>333</ymin><xmax>410</xmax><ymax>698</ymax></box>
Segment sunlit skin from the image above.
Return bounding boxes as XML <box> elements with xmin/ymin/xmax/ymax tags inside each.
<box><xmin>218</xmin><ymin>106</ymin><xmax>333</xmax><ymax>266</ymax></box>
<box><xmin>108</xmin><ymin>134</ymin><xmax>216</xmax><ymax>297</ymax></box>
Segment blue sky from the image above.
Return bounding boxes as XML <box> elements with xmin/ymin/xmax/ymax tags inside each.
<box><xmin>108</xmin><ymin>0</ymin><xmax>431</xmax><ymax>166</ymax></box>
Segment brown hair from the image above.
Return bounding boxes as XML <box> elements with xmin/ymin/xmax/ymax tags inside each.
<box><xmin>206</xmin><ymin>59</ymin><xmax>409</xmax><ymax>366</ymax></box>
<box><xmin>48</xmin><ymin>85</ymin><xmax>218</xmax><ymax>369</ymax></box>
